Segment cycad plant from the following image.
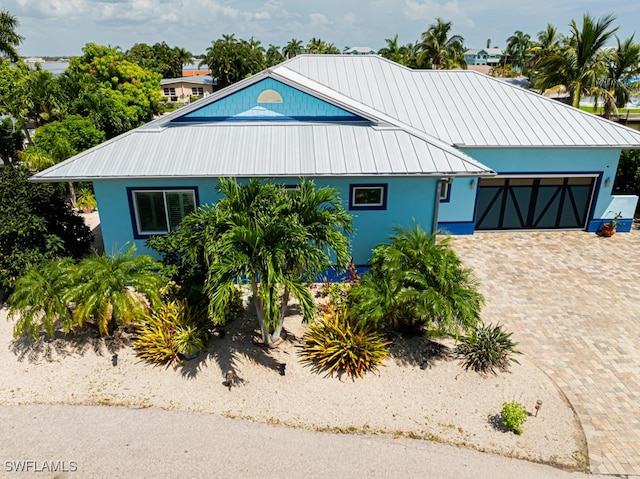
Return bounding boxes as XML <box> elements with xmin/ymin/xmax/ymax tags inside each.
<box><xmin>67</xmin><ymin>245</ymin><xmax>164</xmax><ymax>335</ymax></box>
<box><xmin>349</xmin><ymin>224</ymin><xmax>483</xmax><ymax>337</ymax></box>
<box><xmin>8</xmin><ymin>258</ymin><xmax>76</xmax><ymax>339</ymax></box>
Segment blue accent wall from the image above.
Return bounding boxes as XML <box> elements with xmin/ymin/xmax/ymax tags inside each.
<box><xmin>94</xmin><ymin>176</ymin><xmax>439</xmax><ymax>265</ymax></box>
<box><xmin>437</xmin><ymin>147</ymin><xmax>636</xmax><ymax>233</ymax></box>
<box><xmin>174</xmin><ymin>78</ymin><xmax>365</xmax><ymax>122</ymax></box>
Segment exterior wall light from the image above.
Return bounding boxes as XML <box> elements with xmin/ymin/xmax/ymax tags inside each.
<box><xmin>470</xmin><ymin>179</ymin><xmax>476</xmax><ymax>189</ymax></box>
<box><xmin>604</xmin><ymin>177</ymin><xmax>611</xmax><ymax>187</ymax></box>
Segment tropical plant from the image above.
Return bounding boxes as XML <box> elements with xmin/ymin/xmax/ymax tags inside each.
<box><xmin>503</xmin><ymin>30</ymin><xmax>532</xmax><ymax>74</ymax></box>
<box><xmin>266</xmin><ymin>44</ymin><xmax>284</xmax><ymax>66</ymax></box>
<box><xmin>0</xmin><ymin>10</ymin><xmax>24</xmax><ymax>63</ymax></box>
<box><xmin>8</xmin><ymin>258</ymin><xmax>76</xmax><ymax>340</ymax></box>
<box><xmin>193</xmin><ymin>179</ymin><xmax>352</xmax><ymax>347</ymax></box>
<box><xmin>200</xmin><ymin>34</ymin><xmax>266</xmax><ymax>88</ymax></box>
<box><xmin>0</xmin><ymin>117</ymin><xmax>24</xmax><ymax>164</ymax></box>
<box><xmin>76</xmin><ymin>187</ymin><xmax>97</xmax><ymax>212</ymax></box>
<box><xmin>597</xmin><ymin>36</ymin><xmax>640</xmax><ymax>117</ymax></box>
<box><xmin>301</xmin><ymin>303</ymin><xmax>391</xmax><ymax>378</ymax></box>
<box><xmin>66</xmin><ymin>245</ymin><xmax>164</xmax><ymax>336</ymax></box>
<box><xmin>282</xmin><ymin>38</ymin><xmax>303</xmax><ymax>59</ymax></box>
<box><xmin>133</xmin><ymin>299</ymin><xmax>208</xmax><ymax>364</ymax></box>
<box><xmin>348</xmin><ymin>224</ymin><xmax>483</xmax><ymax>337</ymax></box>
<box><xmin>501</xmin><ymin>401</ymin><xmax>528</xmax><ymax>435</ymax></box>
<box><xmin>378</xmin><ymin>34</ymin><xmax>417</xmax><ymax>67</ymax></box>
<box><xmin>416</xmin><ymin>18</ymin><xmax>465</xmax><ymax>70</ymax></box>
<box><xmin>0</xmin><ymin>165</ymin><xmax>93</xmax><ymax>294</ymax></box>
<box><xmin>535</xmin><ymin>14</ymin><xmax>618</xmax><ymax>107</ymax></box>
<box><xmin>456</xmin><ymin>322</ymin><xmax>521</xmax><ymax>375</ymax></box>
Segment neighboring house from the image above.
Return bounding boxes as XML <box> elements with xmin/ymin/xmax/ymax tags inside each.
<box><xmin>32</xmin><ymin>55</ymin><xmax>640</xmax><ymax>265</ymax></box>
<box><xmin>464</xmin><ymin>48</ymin><xmax>502</xmax><ymax>66</ymax></box>
<box><xmin>343</xmin><ymin>47</ymin><xmax>377</xmax><ymax>55</ymax></box>
<box><xmin>160</xmin><ymin>75</ymin><xmax>217</xmax><ymax>104</ymax></box>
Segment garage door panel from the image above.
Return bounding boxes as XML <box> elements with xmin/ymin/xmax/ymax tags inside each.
<box><xmin>476</xmin><ymin>176</ymin><xmax>595</xmax><ymax>231</ymax></box>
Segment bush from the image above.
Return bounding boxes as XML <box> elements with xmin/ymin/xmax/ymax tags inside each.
<box><xmin>0</xmin><ymin>165</ymin><xmax>93</xmax><ymax>294</ymax></box>
<box><xmin>132</xmin><ymin>299</ymin><xmax>208</xmax><ymax>364</ymax></box>
<box><xmin>300</xmin><ymin>304</ymin><xmax>391</xmax><ymax>379</ymax></box>
<box><xmin>456</xmin><ymin>322</ymin><xmax>521</xmax><ymax>375</ymax></box>
<box><xmin>348</xmin><ymin>224</ymin><xmax>484</xmax><ymax>337</ymax></box>
<box><xmin>501</xmin><ymin>401</ymin><xmax>528</xmax><ymax>434</ymax></box>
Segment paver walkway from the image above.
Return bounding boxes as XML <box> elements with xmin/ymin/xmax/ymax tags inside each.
<box><xmin>451</xmin><ymin>227</ymin><xmax>640</xmax><ymax>476</ymax></box>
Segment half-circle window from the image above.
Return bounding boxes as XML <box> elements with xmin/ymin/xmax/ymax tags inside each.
<box><xmin>257</xmin><ymin>89</ymin><xmax>283</xmax><ymax>103</ymax></box>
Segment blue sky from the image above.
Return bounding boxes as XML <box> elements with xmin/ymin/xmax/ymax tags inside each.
<box><xmin>3</xmin><ymin>0</ymin><xmax>639</xmax><ymax>57</ymax></box>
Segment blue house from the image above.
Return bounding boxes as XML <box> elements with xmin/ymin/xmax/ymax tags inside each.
<box><xmin>32</xmin><ymin>55</ymin><xmax>640</xmax><ymax>265</ymax></box>
<box><xmin>464</xmin><ymin>48</ymin><xmax>503</xmax><ymax>66</ymax></box>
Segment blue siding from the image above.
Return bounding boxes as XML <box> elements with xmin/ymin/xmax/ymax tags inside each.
<box><xmin>174</xmin><ymin>78</ymin><xmax>364</xmax><ymax>122</ymax></box>
<box><xmin>94</xmin><ymin>176</ymin><xmax>439</xmax><ymax>265</ymax></box>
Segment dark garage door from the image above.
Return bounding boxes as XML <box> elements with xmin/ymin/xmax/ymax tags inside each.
<box><xmin>476</xmin><ymin>177</ymin><xmax>595</xmax><ymax>230</ymax></box>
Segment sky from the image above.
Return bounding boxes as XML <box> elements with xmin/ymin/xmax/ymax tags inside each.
<box><xmin>2</xmin><ymin>0</ymin><xmax>639</xmax><ymax>57</ymax></box>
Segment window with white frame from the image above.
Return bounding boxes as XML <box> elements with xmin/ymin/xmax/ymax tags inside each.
<box><xmin>349</xmin><ymin>184</ymin><xmax>387</xmax><ymax>210</ymax></box>
<box><xmin>191</xmin><ymin>87</ymin><xmax>204</xmax><ymax>96</ymax></box>
<box><xmin>439</xmin><ymin>180</ymin><xmax>451</xmax><ymax>202</ymax></box>
<box><xmin>163</xmin><ymin>87</ymin><xmax>176</xmax><ymax>96</ymax></box>
<box><xmin>130</xmin><ymin>189</ymin><xmax>196</xmax><ymax>237</ymax></box>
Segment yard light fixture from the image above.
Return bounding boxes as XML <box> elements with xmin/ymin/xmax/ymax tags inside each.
<box><xmin>535</xmin><ymin>399</ymin><xmax>543</xmax><ymax>417</ymax></box>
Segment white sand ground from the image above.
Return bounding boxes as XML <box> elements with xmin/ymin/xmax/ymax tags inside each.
<box><xmin>0</xmin><ymin>302</ymin><xmax>587</xmax><ymax>471</ymax></box>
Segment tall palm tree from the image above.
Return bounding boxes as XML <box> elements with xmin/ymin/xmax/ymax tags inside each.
<box><xmin>68</xmin><ymin>246</ymin><xmax>164</xmax><ymax>336</ymax></box>
<box><xmin>416</xmin><ymin>18</ymin><xmax>465</xmax><ymax>70</ymax></box>
<box><xmin>0</xmin><ymin>10</ymin><xmax>23</xmax><ymax>63</ymax></box>
<box><xmin>504</xmin><ymin>30</ymin><xmax>532</xmax><ymax>73</ymax></box>
<box><xmin>536</xmin><ymin>14</ymin><xmax>618</xmax><ymax>108</ymax></box>
<box><xmin>602</xmin><ymin>36</ymin><xmax>640</xmax><ymax>112</ymax></box>
<box><xmin>266</xmin><ymin>44</ymin><xmax>284</xmax><ymax>66</ymax></box>
<box><xmin>282</xmin><ymin>38</ymin><xmax>303</xmax><ymax>59</ymax></box>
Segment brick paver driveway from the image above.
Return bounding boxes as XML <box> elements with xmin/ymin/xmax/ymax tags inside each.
<box><xmin>451</xmin><ymin>228</ymin><xmax>640</xmax><ymax>476</ymax></box>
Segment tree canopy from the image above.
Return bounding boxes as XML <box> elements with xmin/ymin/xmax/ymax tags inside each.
<box><xmin>0</xmin><ymin>165</ymin><xmax>93</xmax><ymax>294</ymax></box>
<box><xmin>0</xmin><ymin>10</ymin><xmax>23</xmax><ymax>63</ymax></box>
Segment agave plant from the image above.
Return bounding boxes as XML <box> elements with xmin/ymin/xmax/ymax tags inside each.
<box><xmin>456</xmin><ymin>322</ymin><xmax>521</xmax><ymax>375</ymax></box>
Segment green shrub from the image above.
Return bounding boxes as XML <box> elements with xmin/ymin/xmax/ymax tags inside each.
<box><xmin>501</xmin><ymin>401</ymin><xmax>528</xmax><ymax>434</ymax></box>
<box><xmin>456</xmin><ymin>322</ymin><xmax>521</xmax><ymax>375</ymax></box>
<box><xmin>300</xmin><ymin>304</ymin><xmax>391</xmax><ymax>379</ymax></box>
<box><xmin>133</xmin><ymin>299</ymin><xmax>208</xmax><ymax>364</ymax></box>
<box><xmin>348</xmin><ymin>224</ymin><xmax>484</xmax><ymax>337</ymax></box>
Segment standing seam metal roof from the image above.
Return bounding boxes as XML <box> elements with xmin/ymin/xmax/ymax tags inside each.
<box><xmin>275</xmin><ymin>55</ymin><xmax>640</xmax><ymax>148</ymax></box>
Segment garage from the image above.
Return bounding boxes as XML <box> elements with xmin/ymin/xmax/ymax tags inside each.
<box><xmin>475</xmin><ymin>176</ymin><xmax>596</xmax><ymax>230</ymax></box>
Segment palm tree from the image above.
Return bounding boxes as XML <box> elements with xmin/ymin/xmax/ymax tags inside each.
<box><xmin>0</xmin><ymin>10</ymin><xmax>23</xmax><ymax>63</ymax></box>
<box><xmin>504</xmin><ymin>30</ymin><xmax>532</xmax><ymax>73</ymax></box>
<box><xmin>68</xmin><ymin>245</ymin><xmax>164</xmax><ymax>336</ymax></box>
<box><xmin>266</xmin><ymin>44</ymin><xmax>284</xmax><ymax>66</ymax></box>
<box><xmin>282</xmin><ymin>38</ymin><xmax>303</xmax><ymax>59</ymax></box>
<box><xmin>600</xmin><ymin>36</ymin><xmax>640</xmax><ymax>115</ymax></box>
<box><xmin>416</xmin><ymin>18</ymin><xmax>465</xmax><ymax>70</ymax></box>
<box><xmin>203</xmin><ymin>178</ymin><xmax>352</xmax><ymax>347</ymax></box>
<box><xmin>349</xmin><ymin>224</ymin><xmax>483</xmax><ymax>337</ymax></box>
<box><xmin>536</xmin><ymin>14</ymin><xmax>618</xmax><ymax>108</ymax></box>
<box><xmin>8</xmin><ymin>258</ymin><xmax>76</xmax><ymax>340</ymax></box>
<box><xmin>379</xmin><ymin>34</ymin><xmax>414</xmax><ymax>65</ymax></box>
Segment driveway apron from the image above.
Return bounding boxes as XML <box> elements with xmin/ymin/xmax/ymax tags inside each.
<box><xmin>451</xmin><ymin>229</ymin><xmax>640</xmax><ymax>476</ymax></box>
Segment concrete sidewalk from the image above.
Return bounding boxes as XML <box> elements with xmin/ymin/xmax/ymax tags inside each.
<box><xmin>0</xmin><ymin>404</ymin><xmax>600</xmax><ymax>479</ymax></box>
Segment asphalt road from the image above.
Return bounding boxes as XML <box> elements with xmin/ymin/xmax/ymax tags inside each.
<box><xmin>0</xmin><ymin>404</ymin><xmax>602</xmax><ymax>479</ymax></box>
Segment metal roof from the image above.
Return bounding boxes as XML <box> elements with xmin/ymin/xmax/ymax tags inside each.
<box><xmin>32</xmin><ymin>123</ymin><xmax>492</xmax><ymax>182</ymax></box>
<box><xmin>33</xmin><ymin>54</ymin><xmax>640</xmax><ymax>183</ymax></box>
<box><xmin>275</xmin><ymin>55</ymin><xmax>640</xmax><ymax>148</ymax></box>
<box><xmin>160</xmin><ymin>75</ymin><xmax>216</xmax><ymax>86</ymax></box>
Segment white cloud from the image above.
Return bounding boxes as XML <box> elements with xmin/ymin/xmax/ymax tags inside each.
<box><xmin>14</xmin><ymin>0</ymin><xmax>89</xmax><ymax>19</ymax></box>
<box><xmin>309</xmin><ymin>12</ymin><xmax>331</xmax><ymax>26</ymax></box>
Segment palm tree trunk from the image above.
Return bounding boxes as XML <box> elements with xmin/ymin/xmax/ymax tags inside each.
<box><xmin>272</xmin><ymin>284</ymin><xmax>290</xmax><ymax>341</ymax></box>
<box><xmin>251</xmin><ymin>275</ymin><xmax>271</xmax><ymax>346</ymax></box>
<box><xmin>572</xmin><ymin>81</ymin><xmax>582</xmax><ymax>108</ymax></box>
